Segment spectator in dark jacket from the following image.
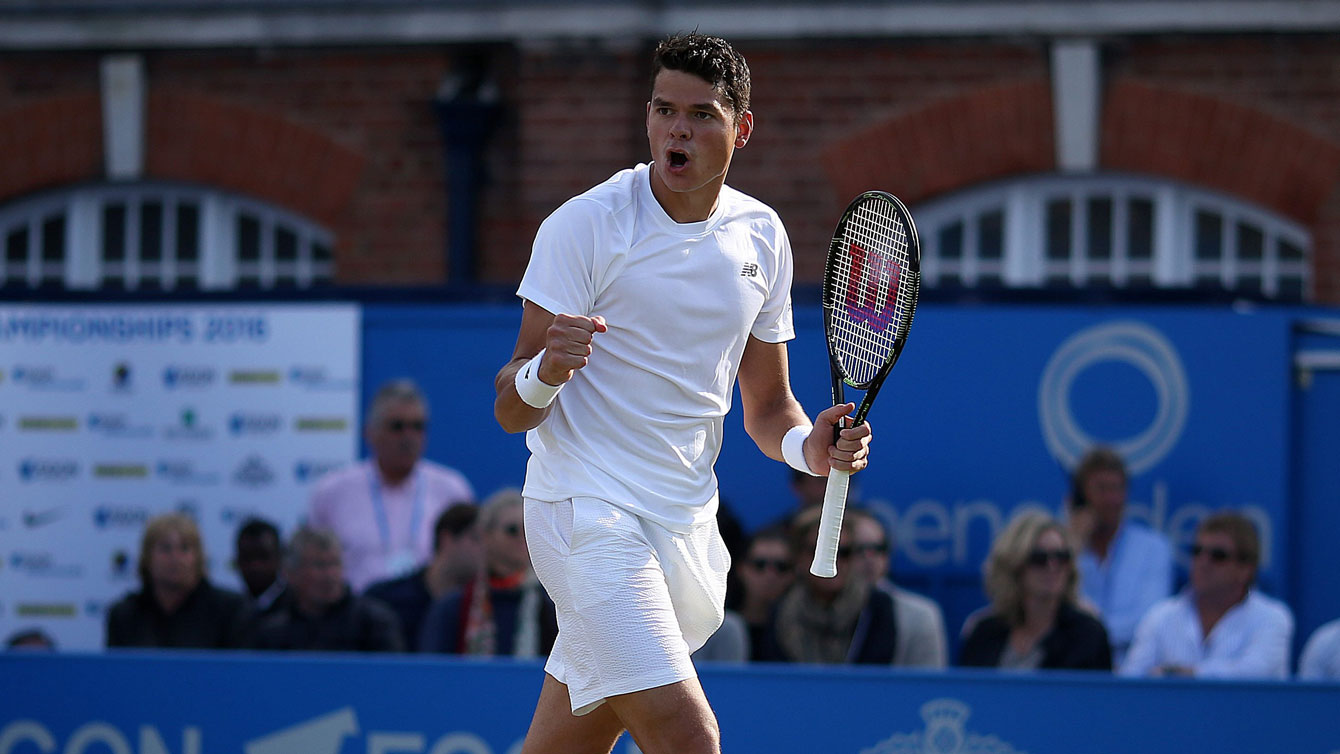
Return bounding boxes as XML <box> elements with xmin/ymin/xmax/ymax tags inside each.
<box><xmin>959</xmin><ymin>511</ymin><xmax>1111</xmax><ymax>671</ymax></box>
<box><xmin>233</xmin><ymin>517</ymin><xmax>289</xmax><ymax>617</ymax></box>
<box><xmin>252</xmin><ymin>526</ymin><xmax>403</xmax><ymax>653</ymax></box>
<box><xmin>365</xmin><ymin>502</ymin><xmax>483</xmax><ymax>651</ymax></box>
<box><xmin>418</xmin><ymin>489</ymin><xmax>556</xmax><ymax>656</ymax></box>
<box><xmin>106</xmin><ymin>513</ymin><xmax>251</xmax><ymax>649</ymax></box>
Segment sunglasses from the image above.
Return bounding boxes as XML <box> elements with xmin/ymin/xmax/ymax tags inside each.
<box><xmin>1026</xmin><ymin>548</ymin><xmax>1072</xmax><ymax>568</ymax></box>
<box><xmin>851</xmin><ymin>542</ymin><xmax>889</xmax><ymax>556</ymax></box>
<box><xmin>385</xmin><ymin>419</ymin><xmax>427</xmax><ymax>433</ymax></box>
<box><xmin>748</xmin><ymin>558</ymin><xmax>792</xmax><ymax>574</ymax></box>
<box><xmin>1191</xmin><ymin>544</ymin><xmax>1238</xmax><ymax>563</ymax></box>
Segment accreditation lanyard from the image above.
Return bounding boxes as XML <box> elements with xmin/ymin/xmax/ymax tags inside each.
<box><xmin>367</xmin><ymin>465</ymin><xmax>425</xmax><ymax>557</ymax></box>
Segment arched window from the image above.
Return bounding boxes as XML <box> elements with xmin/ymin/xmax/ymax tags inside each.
<box><xmin>0</xmin><ymin>182</ymin><xmax>334</xmax><ymax>291</ymax></box>
<box><xmin>914</xmin><ymin>174</ymin><xmax>1310</xmax><ymax>300</ymax></box>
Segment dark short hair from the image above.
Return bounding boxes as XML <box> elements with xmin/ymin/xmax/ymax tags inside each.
<box><xmin>652</xmin><ymin>32</ymin><xmax>751</xmax><ymax>122</ymax></box>
<box><xmin>433</xmin><ymin>503</ymin><xmax>479</xmax><ymax>553</ymax></box>
<box><xmin>235</xmin><ymin>517</ymin><xmax>280</xmax><ymax>549</ymax></box>
<box><xmin>1074</xmin><ymin>446</ymin><xmax>1128</xmax><ymax>487</ymax></box>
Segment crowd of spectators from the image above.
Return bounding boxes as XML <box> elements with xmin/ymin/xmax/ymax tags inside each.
<box><xmin>5</xmin><ymin>381</ymin><xmax>1333</xmax><ymax>683</ymax></box>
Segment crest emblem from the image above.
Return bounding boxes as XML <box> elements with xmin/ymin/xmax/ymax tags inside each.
<box><xmin>861</xmin><ymin>698</ymin><xmax>1028</xmax><ymax>754</ymax></box>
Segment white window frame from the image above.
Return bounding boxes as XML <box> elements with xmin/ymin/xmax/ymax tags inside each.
<box><xmin>0</xmin><ymin>182</ymin><xmax>334</xmax><ymax>291</ymax></box>
<box><xmin>914</xmin><ymin>173</ymin><xmax>1312</xmax><ymax>300</ymax></box>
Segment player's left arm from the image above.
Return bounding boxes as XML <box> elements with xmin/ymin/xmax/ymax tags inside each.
<box><xmin>737</xmin><ymin>335</ymin><xmax>872</xmax><ymax>476</ymax></box>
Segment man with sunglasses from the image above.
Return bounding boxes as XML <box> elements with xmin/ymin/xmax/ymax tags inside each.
<box><xmin>308</xmin><ymin>379</ymin><xmax>475</xmax><ymax>592</ymax></box>
<box><xmin>1119</xmin><ymin>511</ymin><xmax>1293</xmax><ymax>679</ymax></box>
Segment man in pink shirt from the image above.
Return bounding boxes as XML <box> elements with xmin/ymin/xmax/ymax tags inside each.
<box><xmin>308</xmin><ymin>379</ymin><xmax>475</xmax><ymax>593</ymax></box>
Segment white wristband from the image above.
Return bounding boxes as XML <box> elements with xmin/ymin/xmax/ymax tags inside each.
<box><xmin>514</xmin><ymin>349</ymin><xmax>563</xmax><ymax>409</ymax></box>
<box><xmin>782</xmin><ymin>424</ymin><xmax>819</xmax><ymax>476</ymax></box>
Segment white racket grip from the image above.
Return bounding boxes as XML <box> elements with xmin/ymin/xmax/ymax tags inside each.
<box><xmin>809</xmin><ymin>468</ymin><xmax>852</xmax><ymax>577</ymax></box>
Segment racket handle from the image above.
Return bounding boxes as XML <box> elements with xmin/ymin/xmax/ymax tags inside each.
<box><xmin>809</xmin><ymin>468</ymin><xmax>852</xmax><ymax>578</ymax></box>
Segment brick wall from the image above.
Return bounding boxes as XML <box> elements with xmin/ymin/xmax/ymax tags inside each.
<box><xmin>1105</xmin><ymin>33</ymin><xmax>1340</xmax><ymax>302</ymax></box>
<box><xmin>1</xmin><ymin>35</ymin><xmax>1338</xmax><ymax>301</ymax></box>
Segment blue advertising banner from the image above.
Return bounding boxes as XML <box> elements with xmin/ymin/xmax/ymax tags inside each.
<box><xmin>2</xmin><ymin>653</ymin><xmax>1338</xmax><ymax>754</ymax></box>
<box><xmin>364</xmin><ymin>304</ymin><xmax>1302</xmax><ymax>631</ymax></box>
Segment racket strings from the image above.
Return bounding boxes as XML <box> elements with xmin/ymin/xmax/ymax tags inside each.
<box><xmin>826</xmin><ymin>199</ymin><xmax>915</xmax><ymax>385</ymax></box>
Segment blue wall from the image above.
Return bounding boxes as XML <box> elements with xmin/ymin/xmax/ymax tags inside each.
<box><xmin>362</xmin><ymin>302</ymin><xmax>1339</xmax><ymax>658</ymax></box>
<box><xmin>2</xmin><ymin>653</ymin><xmax>1338</xmax><ymax>753</ymax></box>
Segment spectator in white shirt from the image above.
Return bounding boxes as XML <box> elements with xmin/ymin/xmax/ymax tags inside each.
<box><xmin>1298</xmin><ymin>618</ymin><xmax>1340</xmax><ymax>680</ymax></box>
<box><xmin>1120</xmin><ymin>511</ymin><xmax>1292</xmax><ymax>679</ymax></box>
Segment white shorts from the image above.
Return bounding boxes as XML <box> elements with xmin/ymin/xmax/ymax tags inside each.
<box><xmin>524</xmin><ymin>496</ymin><xmax>729</xmax><ymax>715</ymax></box>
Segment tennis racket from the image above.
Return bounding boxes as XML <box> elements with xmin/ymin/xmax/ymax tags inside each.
<box><xmin>810</xmin><ymin>191</ymin><xmax>921</xmax><ymax>578</ymax></box>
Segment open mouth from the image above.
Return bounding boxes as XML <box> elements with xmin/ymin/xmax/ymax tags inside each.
<box><xmin>668</xmin><ymin>151</ymin><xmax>688</xmax><ymax>168</ymax></box>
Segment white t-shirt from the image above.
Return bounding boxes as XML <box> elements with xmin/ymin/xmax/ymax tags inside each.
<box><xmin>517</xmin><ymin>163</ymin><xmax>795</xmax><ymax>530</ymax></box>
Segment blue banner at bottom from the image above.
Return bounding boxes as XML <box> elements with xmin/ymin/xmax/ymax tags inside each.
<box><xmin>2</xmin><ymin>652</ymin><xmax>1338</xmax><ymax>753</ymax></box>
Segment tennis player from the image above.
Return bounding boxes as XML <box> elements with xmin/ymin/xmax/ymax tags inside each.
<box><xmin>494</xmin><ymin>33</ymin><xmax>872</xmax><ymax>754</ymax></box>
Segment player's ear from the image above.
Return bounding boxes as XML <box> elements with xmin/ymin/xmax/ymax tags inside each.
<box><xmin>735</xmin><ymin>110</ymin><xmax>753</xmax><ymax>148</ymax></box>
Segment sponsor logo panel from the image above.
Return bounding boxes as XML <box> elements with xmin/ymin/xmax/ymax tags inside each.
<box><xmin>7</xmin><ymin>551</ymin><xmax>83</xmax><ymax>578</ymax></box>
<box><xmin>17</xmin><ymin>415</ymin><xmax>78</xmax><ymax>431</ymax></box>
<box><xmin>229</xmin><ymin>412</ymin><xmax>283</xmax><ymax>436</ymax></box>
<box><xmin>294</xmin><ymin>416</ymin><xmax>350</xmax><ymax>432</ymax></box>
<box><xmin>233</xmin><ymin>455</ymin><xmax>276</xmax><ymax>488</ymax></box>
<box><xmin>229</xmin><ymin>369</ymin><xmax>282</xmax><ymax>385</ymax></box>
<box><xmin>295</xmin><ymin>459</ymin><xmax>345</xmax><ymax>483</ymax></box>
<box><xmin>87</xmin><ymin>411</ymin><xmax>153</xmax><ymax>438</ymax></box>
<box><xmin>9</xmin><ymin>364</ymin><xmax>86</xmax><ymax>391</ymax></box>
<box><xmin>93</xmin><ymin>462</ymin><xmax>151</xmax><ymax>479</ymax></box>
<box><xmin>289</xmin><ymin>366</ymin><xmax>357</xmax><ymax>391</ymax></box>
<box><xmin>163</xmin><ymin>365</ymin><xmax>216</xmax><ymax>389</ymax></box>
<box><xmin>18</xmin><ymin>458</ymin><xmax>80</xmax><ymax>482</ymax></box>
<box><xmin>156</xmin><ymin>460</ymin><xmax>221</xmax><ymax>486</ymax></box>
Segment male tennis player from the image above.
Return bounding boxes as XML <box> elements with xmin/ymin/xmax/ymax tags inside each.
<box><xmin>494</xmin><ymin>33</ymin><xmax>872</xmax><ymax>754</ymax></box>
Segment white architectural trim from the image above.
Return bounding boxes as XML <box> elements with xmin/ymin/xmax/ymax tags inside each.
<box><xmin>99</xmin><ymin>55</ymin><xmax>145</xmax><ymax>181</ymax></box>
<box><xmin>1051</xmin><ymin>39</ymin><xmax>1100</xmax><ymax>173</ymax></box>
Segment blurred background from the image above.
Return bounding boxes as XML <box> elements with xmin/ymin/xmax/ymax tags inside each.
<box><xmin>2</xmin><ymin>2</ymin><xmax>1340</xmax><ymax>752</ymax></box>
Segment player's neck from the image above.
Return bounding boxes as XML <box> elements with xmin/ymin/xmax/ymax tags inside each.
<box><xmin>649</xmin><ymin>167</ymin><xmax>721</xmax><ymax>223</ymax></box>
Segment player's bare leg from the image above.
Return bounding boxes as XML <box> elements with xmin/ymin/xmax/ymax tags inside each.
<box><xmin>519</xmin><ymin>674</ymin><xmax>626</xmax><ymax>754</ymax></box>
<box><xmin>606</xmin><ymin>677</ymin><xmax>720</xmax><ymax>754</ymax></box>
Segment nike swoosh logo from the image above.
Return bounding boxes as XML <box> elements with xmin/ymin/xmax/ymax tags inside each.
<box><xmin>23</xmin><ymin>508</ymin><xmax>62</xmax><ymax>528</ymax></box>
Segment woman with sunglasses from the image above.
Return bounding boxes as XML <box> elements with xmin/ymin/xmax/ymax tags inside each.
<box><xmin>959</xmin><ymin>511</ymin><xmax>1112</xmax><ymax>671</ymax></box>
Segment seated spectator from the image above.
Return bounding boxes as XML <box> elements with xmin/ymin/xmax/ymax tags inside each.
<box><xmin>789</xmin><ymin>467</ymin><xmax>827</xmax><ymax>511</ymax></box>
<box><xmin>1067</xmin><ymin>447</ymin><xmax>1173</xmax><ymax>665</ymax></box>
<box><xmin>959</xmin><ymin>511</ymin><xmax>1111</xmax><ymax>671</ymax></box>
<box><xmin>691</xmin><ymin>610</ymin><xmax>749</xmax><ymax>664</ymax></box>
<box><xmin>233</xmin><ymin>517</ymin><xmax>288</xmax><ymax>617</ymax></box>
<box><xmin>419</xmin><ymin>489</ymin><xmax>557</xmax><ymax>656</ymax></box>
<box><xmin>763</xmin><ymin>507</ymin><xmax>910</xmax><ymax>665</ymax></box>
<box><xmin>106</xmin><ymin>513</ymin><xmax>252</xmax><ymax>649</ymax></box>
<box><xmin>308</xmin><ymin>379</ymin><xmax>475</xmax><ymax>592</ymax></box>
<box><xmin>252</xmin><ymin>526</ymin><xmax>404</xmax><ymax>652</ymax></box>
<box><xmin>735</xmin><ymin>525</ymin><xmax>796</xmax><ymax>661</ymax></box>
<box><xmin>1299</xmin><ymin>618</ymin><xmax>1340</xmax><ymax>680</ymax></box>
<box><xmin>365</xmin><ymin>503</ymin><xmax>483</xmax><ymax>651</ymax></box>
<box><xmin>848</xmin><ymin>509</ymin><xmax>948</xmax><ymax>668</ymax></box>
<box><xmin>1120</xmin><ymin>511</ymin><xmax>1292</xmax><ymax>679</ymax></box>
<box><xmin>6</xmin><ymin>628</ymin><xmax>56</xmax><ymax>651</ymax></box>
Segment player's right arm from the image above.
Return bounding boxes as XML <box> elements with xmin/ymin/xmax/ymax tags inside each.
<box><xmin>494</xmin><ymin>300</ymin><xmax>607</xmax><ymax>434</ymax></box>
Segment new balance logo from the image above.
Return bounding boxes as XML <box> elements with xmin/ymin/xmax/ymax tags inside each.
<box><xmin>740</xmin><ymin>263</ymin><xmax>760</xmax><ymax>277</ymax></box>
